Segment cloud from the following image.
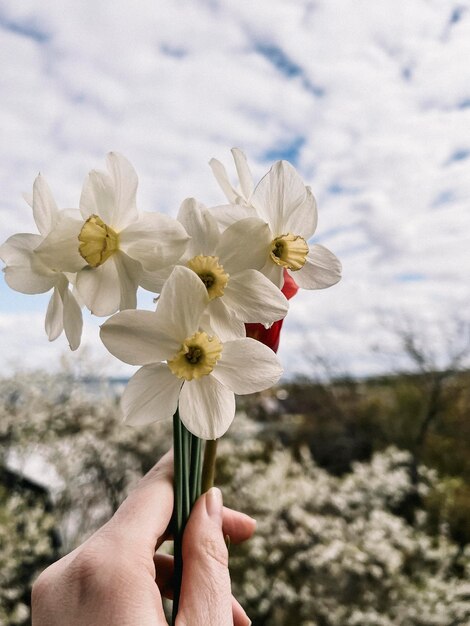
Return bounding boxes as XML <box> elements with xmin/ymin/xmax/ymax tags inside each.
<box><xmin>0</xmin><ymin>0</ymin><xmax>469</xmax><ymax>377</ymax></box>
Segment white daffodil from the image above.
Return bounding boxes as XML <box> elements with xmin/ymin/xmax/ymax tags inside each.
<box><xmin>35</xmin><ymin>152</ymin><xmax>189</xmax><ymax>316</ymax></box>
<box><xmin>100</xmin><ymin>266</ymin><xmax>283</xmax><ymax>439</ymax></box>
<box><xmin>141</xmin><ymin>197</ymin><xmax>289</xmax><ymax>340</ymax></box>
<box><xmin>210</xmin><ymin>150</ymin><xmax>341</xmax><ymax>291</ymax></box>
<box><xmin>0</xmin><ymin>174</ymin><xmax>82</xmax><ymax>350</ymax></box>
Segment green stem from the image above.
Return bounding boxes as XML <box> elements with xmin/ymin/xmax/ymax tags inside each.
<box><xmin>201</xmin><ymin>439</ymin><xmax>218</xmax><ymax>493</ymax></box>
<box><xmin>172</xmin><ymin>412</ymin><xmax>183</xmax><ymax>624</ymax></box>
<box><xmin>182</xmin><ymin>425</ymin><xmax>192</xmax><ymax>523</ymax></box>
<box><xmin>189</xmin><ymin>436</ymin><xmax>202</xmax><ymax>506</ymax></box>
<box><xmin>172</xmin><ymin>415</ymin><xmax>203</xmax><ymax>625</ymax></box>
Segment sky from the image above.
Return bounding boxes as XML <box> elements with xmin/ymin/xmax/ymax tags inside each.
<box><xmin>0</xmin><ymin>0</ymin><xmax>469</xmax><ymax>379</ymax></box>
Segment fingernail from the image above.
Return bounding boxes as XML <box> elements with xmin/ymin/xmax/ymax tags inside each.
<box><xmin>205</xmin><ymin>487</ymin><xmax>223</xmax><ymax>518</ymax></box>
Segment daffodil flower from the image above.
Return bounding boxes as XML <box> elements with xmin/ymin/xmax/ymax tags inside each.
<box><xmin>0</xmin><ymin>174</ymin><xmax>82</xmax><ymax>349</ymax></box>
<box><xmin>100</xmin><ymin>266</ymin><xmax>283</xmax><ymax>439</ymax></box>
<box><xmin>210</xmin><ymin>150</ymin><xmax>342</xmax><ymax>291</ymax></box>
<box><xmin>142</xmin><ymin>197</ymin><xmax>289</xmax><ymax>340</ymax></box>
<box><xmin>35</xmin><ymin>153</ymin><xmax>189</xmax><ymax>316</ymax></box>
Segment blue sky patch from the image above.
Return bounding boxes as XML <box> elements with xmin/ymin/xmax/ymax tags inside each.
<box><xmin>327</xmin><ymin>182</ymin><xmax>361</xmax><ymax>195</ymax></box>
<box><xmin>449</xmin><ymin>6</ymin><xmax>465</xmax><ymax>25</ymax></box>
<box><xmin>432</xmin><ymin>190</ymin><xmax>455</xmax><ymax>207</ymax></box>
<box><xmin>448</xmin><ymin>149</ymin><xmax>470</xmax><ymax>163</ymax></box>
<box><xmin>0</xmin><ymin>14</ymin><xmax>50</xmax><ymax>44</ymax></box>
<box><xmin>396</xmin><ymin>273</ymin><xmax>426</xmax><ymax>282</ymax></box>
<box><xmin>255</xmin><ymin>42</ymin><xmax>324</xmax><ymax>96</ymax></box>
<box><xmin>263</xmin><ymin>137</ymin><xmax>305</xmax><ymax>166</ymax></box>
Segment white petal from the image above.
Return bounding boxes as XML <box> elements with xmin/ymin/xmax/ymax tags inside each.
<box><xmin>2</xmin><ymin>264</ymin><xmax>54</xmax><ymax>294</ymax></box>
<box><xmin>283</xmin><ymin>185</ymin><xmax>318</xmax><ymax>240</ymax></box>
<box><xmin>76</xmin><ymin>257</ymin><xmax>121</xmax><ymax>316</ymax></box>
<box><xmin>120</xmin><ymin>212</ymin><xmax>189</xmax><ymax>270</ymax></box>
<box><xmin>45</xmin><ymin>287</ymin><xmax>64</xmax><ymax>341</ymax></box>
<box><xmin>212</xmin><ymin>338</ymin><xmax>283</xmax><ymax>394</ymax></box>
<box><xmin>32</xmin><ymin>174</ymin><xmax>59</xmax><ymax>236</ymax></box>
<box><xmin>154</xmin><ymin>265</ymin><xmax>209</xmax><ymax>341</ymax></box>
<box><xmin>113</xmin><ymin>251</ymin><xmax>142</xmax><ymax>311</ymax></box>
<box><xmin>35</xmin><ymin>212</ymin><xmax>86</xmax><ymax>273</ymax></box>
<box><xmin>0</xmin><ymin>234</ymin><xmax>41</xmax><ymax>265</ymax></box>
<box><xmin>209</xmin><ymin>158</ymin><xmax>239</xmax><ymax>204</ymax></box>
<box><xmin>139</xmin><ymin>266</ymin><xmax>173</xmax><ymax>294</ymax></box>
<box><xmin>205</xmin><ymin>298</ymin><xmax>246</xmax><ymax>342</ymax></box>
<box><xmin>252</xmin><ymin>161</ymin><xmax>312</xmax><ymax>236</ymax></box>
<box><xmin>79</xmin><ymin>169</ymin><xmax>115</xmax><ymax>224</ymax></box>
<box><xmin>100</xmin><ymin>309</ymin><xmax>180</xmax><ymax>365</ymax></box>
<box><xmin>122</xmin><ymin>364</ymin><xmax>182</xmax><ymax>426</ymax></box>
<box><xmin>294</xmin><ymin>244</ymin><xmax>342</xmax><ymax>290</ymax></box>
<box><xmin>223</xmin><ymin>269</ymin><xmax>288</xmax><ymax>324</ymax></box>
<box><xmin>260</xmin><ymin>258</ymin><xmax>284</xmax><ymax>289</ymax></box>
<box><xmin>216</xmin><ymin>217</ymin><xmax>272</xmax><ymax>274</ymax></box>
<box><xmin>207</xmin><ymin>203</ymin><xmax>257</xmax><ymax>230</ymax></box>
<box><xmin>179</xmin><ymin>376</ymin><xmax>235</xmax><ymax>439</ymax></box>
<box><xmin>22</xmin><ymin>192</ymin><xmax>33</xmax><ymax>208</ymax></box>
<box><xmin>177</xmin><ymin>198</ymin><xmax>219</xmax><ymax>256</ymax></box>
<box><xmin>0</xmin><ymin>234</ymin><xmax>56</xmax><ymax>293</ymax></box>
<box><xmin>106</xmin><ymin>152</ymin><xmax>139</xmax><ymax>229</ymax></box>
<box><xmin>62</xmin><ymin>286</ymin><xmax>83</xmax><ymax>351</ymax></box>
<box><xmin>231</xmin><ymin>148</ymin><xmax>254</xmax><ymax>200</ymax></box>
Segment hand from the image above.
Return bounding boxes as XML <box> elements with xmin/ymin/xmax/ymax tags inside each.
<box><xmin>32</xmin><ymin>450</ymin><xmax>254</xmax><ymax>625</ymax></box>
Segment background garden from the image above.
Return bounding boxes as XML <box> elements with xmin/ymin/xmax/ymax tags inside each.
<box><xmin>1</xmin><ymin>318</ymin><xmax>469</xmax><ymax>626</ymax></box>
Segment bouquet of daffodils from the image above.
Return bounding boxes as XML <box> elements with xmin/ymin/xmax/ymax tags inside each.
<box><xmin>0</xmin><ymin>148</ymin><xmax>341</xmax><ymax>621</ymax></box>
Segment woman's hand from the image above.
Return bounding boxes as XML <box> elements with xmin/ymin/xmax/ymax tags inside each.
<box><xmin>32</xmin><ymin>450</ymin><xmax>254</xmax><ymax>625</ymax></box>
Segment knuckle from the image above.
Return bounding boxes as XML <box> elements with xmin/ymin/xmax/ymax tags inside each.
<box><xmin>66</xmin><ymin>537</ymin><xmax>129</xmax><ymax>598</ymax></box>
<box><xmin>69</xmin><ymin>546</ymin><xmax>107</xmax><ymax>584</ymax></box>
<box><xmin>31</xmin><ymin>568</ymin><xmax>53</xmax><ymax>606</ymax></box>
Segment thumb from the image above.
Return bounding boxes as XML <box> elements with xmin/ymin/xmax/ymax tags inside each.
<box><xmin>177</xmin><ymin>488</ymin><xmax>233</xmax><ymax>626</ymax></box>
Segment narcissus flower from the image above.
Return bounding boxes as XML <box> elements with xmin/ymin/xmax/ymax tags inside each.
<box><xmin>100</xmin><ymin>266</ymin><xmax>283</xmax><ymax>439</ymax></box>
<box><xmin>0</xmin><ymin>175</ymin><xmax>82</xmax><ymax>349</ymax></box>
<box><xmin>210</xmin><ymin>149</ymin><xmax>342</xmax><ymax>291</ymax></box>
<box><xmin>36</xmin><ymin>153</ymin><xmax>189</xmax><ymax>316</ymax></box>
<box><xmin>142</xmin><ymin>197</ymin><xmax>289</xmax><ymax>339</ymax></box>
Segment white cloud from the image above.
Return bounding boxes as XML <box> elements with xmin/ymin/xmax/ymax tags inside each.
<box><xmin>0</xmin><ymin>0</ymin><xmax>469</xmax><ymax>377</ymax></box>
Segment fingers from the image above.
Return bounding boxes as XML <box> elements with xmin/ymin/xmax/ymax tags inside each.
<box><xmin>155</xmin><ymin>503</ymin><xmax>255</xmax><ymax>621</ymax></box>
<box><xmin>154</xmin><ymin>554</ymin><xmax>250</xmax><ymax>625</ymax></box>
<box><xmin>155</xmin><ymin>505</ymin><xmax>254</xmax><ymax>625</ymax></box>
<box><xmin>107</xmin><ymin>449</ymin><xmax>174</xmax><ymax>558</ymax></box>
<box><xmin>176</xmin><ymin>488</ymin><xmax>235</xmax><ymax>626</ymax></box>
<box><xmin>154</xmin><ymin>506</ymin><xmax>256</xmax><ymax>547</ymax></box>
<box><xmin>221</xmin><ymin>506</ymin><xmax>256</xmax><ymax>544</ymax></box>
<box><xmin>154</xmin><ymin>554</ymin><xmax>174</xmax><ymax>598</ymax></box>
<box><xmin>154</xmin><ymin>504</ymin><xmax>256</xmax><ymax>591</ymax></box>
<box><xmin>232</xmin><ymin>597</ymin><xmax>252</xmax><ymax>626</ymax></box>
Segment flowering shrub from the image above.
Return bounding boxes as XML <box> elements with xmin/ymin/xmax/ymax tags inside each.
<box><xmin>1</xmin><ymin>373</ymin><xmax>469</xmax><ymax>625</ymax></box>
<box><xmin>217</xmin><ymin>423</ymin><xmax>470</xmax><ymax>626</ymax></box>
<box><xmin>0</xmin><ymin>486</ymin><xmax>56</xmax><ymax>626</ymax></box>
